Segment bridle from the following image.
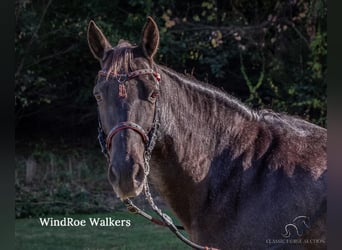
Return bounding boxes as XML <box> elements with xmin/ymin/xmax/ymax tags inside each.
<box><xmin>97</xmin><ymin>68</ymin><xmax>161</xmax><ymax>166</ymax></box>
<box><xmin>96</xmin><ymin>67</ymin><xmax>219</xmax><ymax>250</ymax></box>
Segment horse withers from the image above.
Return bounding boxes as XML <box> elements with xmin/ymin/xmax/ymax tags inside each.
<box><xmin>87</xmin><ymin>17</ymin><xmax>326</xmax><ymax>249</ymax></box>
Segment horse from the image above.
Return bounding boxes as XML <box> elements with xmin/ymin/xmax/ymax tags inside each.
<box><xmin>87</xmin><ymin>16</ymin><xmax>327</xmax><ymax>249</ymax></box>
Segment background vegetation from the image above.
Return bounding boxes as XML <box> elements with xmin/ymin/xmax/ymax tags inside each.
<box><xmin>15</xmin><ymin>0</ymin><xmax>327</xmax><ymax>218</ymax></box>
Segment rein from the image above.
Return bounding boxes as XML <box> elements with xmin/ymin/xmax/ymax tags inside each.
<box><xmin>96</xmin><ymin>68</ymin><xmax>219</xmax><ymax>250</ymax></box>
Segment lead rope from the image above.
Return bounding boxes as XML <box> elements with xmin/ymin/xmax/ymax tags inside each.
<box><xmin>123</xmin><ymin>102</ymin><xmax>218</xmax><ymax>250</ymax></box>
<box><xmin>143</xmin><ymin>178</ymin><xmax>218</xmax><ymax>250</ymax></box>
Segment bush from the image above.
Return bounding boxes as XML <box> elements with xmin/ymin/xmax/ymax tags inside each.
<box><xmin>15</xmin><ymin>142</ymin><xmax>119</xmax><ymax>218</ymax></box>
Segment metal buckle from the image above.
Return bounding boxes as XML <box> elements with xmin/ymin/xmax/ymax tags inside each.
<box><xmin>116</xmin><ymin>74</ymin><xmax>128</xmax><ymax>83</ymax></box>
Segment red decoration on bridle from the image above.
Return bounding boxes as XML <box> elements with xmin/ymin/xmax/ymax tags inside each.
<box><xmin>118</xmin><ymin>83</ymin><xmax>127</xmax><ymax>98</ymax></box>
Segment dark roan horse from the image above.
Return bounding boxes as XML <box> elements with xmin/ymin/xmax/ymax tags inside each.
<box><xmin>87</xmin><ymin>17</ymin><xmax>326</xmax><ymax>249</ymax></box>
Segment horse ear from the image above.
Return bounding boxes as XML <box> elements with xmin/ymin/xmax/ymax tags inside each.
<box><xmin>87</xmin><ymin>20</ymin><xmax>112</xmax><ymax>61</ymax></box>
<box><xmin>141</xmin><ymin>16</ymin><xmax>160</xmax><ymax>59</ymax></box>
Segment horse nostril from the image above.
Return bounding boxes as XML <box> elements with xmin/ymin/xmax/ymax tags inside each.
<box><xmin>132</xmin><ymin>163</ymin><xmax>145</xmax><ymax>187</ymax></box>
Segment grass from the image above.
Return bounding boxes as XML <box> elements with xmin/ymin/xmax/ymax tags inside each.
<box><xmin>15</xmin><ymin>211</ymin><xmax>186</xmax><ymax>250</ymax></box>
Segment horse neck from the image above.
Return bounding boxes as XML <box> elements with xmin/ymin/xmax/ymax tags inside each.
<box><xmin>149</xmin><ymin>66</ymin><xmax>258</xmax><ymax>227</ymax></box>
<box><xmin>156</xmin><ymin>66</ymin><xmax>257</xmax><ymax>165</ymax></box>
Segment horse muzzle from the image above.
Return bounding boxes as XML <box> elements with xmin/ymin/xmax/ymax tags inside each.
<box><xmin>108</xmin><ymin>161</ymin><xmax>146</xmax><ymax>199</ymax></box>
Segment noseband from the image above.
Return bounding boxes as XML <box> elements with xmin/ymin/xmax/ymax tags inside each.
<box><xmin>106</xmin><ymin>122</ymin><xmax>149</xmax><ymax>150</ymax></box>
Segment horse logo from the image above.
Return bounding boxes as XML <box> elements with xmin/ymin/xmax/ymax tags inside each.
<box><xmin>282</xmin><ymin>216</ymin><xmax>310</xmax><ymax>238</ymax></box>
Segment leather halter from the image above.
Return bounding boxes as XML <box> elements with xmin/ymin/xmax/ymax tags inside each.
<box><xmin>97</xmin><ymin>68</ymin><xmax>161</xmax><ymax>158</ymax></box>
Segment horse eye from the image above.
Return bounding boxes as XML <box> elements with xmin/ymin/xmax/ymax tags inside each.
<box><xmin>151</xmin><ymin>92</ymin><xmax>158</xmax><ymax>98</ymax></box>
<box><xmin>95</xmin><ymin>94</ymin><xmax>102</xmax><ymax>102</ymax></box>
<box><xmin>148</xmin><ymin>91</ymin><xmax>159</xmax><ymax>103</ymax></box>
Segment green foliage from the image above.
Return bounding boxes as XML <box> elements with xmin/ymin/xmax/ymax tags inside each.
<box><xmin>240</xmin><ymin>53</ymin><xmax>265</xmax><ymax>106</ymax></box>
<box><xmin>14</xmin><ymin>2</ymin><xmax>326</xmax><ymax>139</ymax></box>
<box><xmin>308</xmin><ymin>30</ymin><xmax>327</xmax><ymax>80</ymax></box>
<box><xmin>15</xmin><ymin>142</ymin><xmax>114</xmax><ymax>218</ymax></box>
<box><xmin>156</xmin><ymin>0</ymin><xmax>327</xmax><ymax>126</ymax></box>
<box><xmin>15</xmin><ymin>0</ymin><xmax>326</xmax><ymax>130</ymax></box>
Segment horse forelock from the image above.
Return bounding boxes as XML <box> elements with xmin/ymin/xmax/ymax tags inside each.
<box><xmin>104</xmin><ymin>42</ymin><xmax>137</xmax><ymax>78</ymax></box>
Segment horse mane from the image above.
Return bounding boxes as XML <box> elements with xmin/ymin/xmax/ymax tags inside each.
<box><xmin>157</xmin><ymin>65</ymin><xmax>260</xmax><ymax>121</ymax></box>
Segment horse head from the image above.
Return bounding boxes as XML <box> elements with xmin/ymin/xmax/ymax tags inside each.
<box><xmin>87</xmin><ymin>17</ymin><xmax>160</xmax><ymax>199</ymax></box>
